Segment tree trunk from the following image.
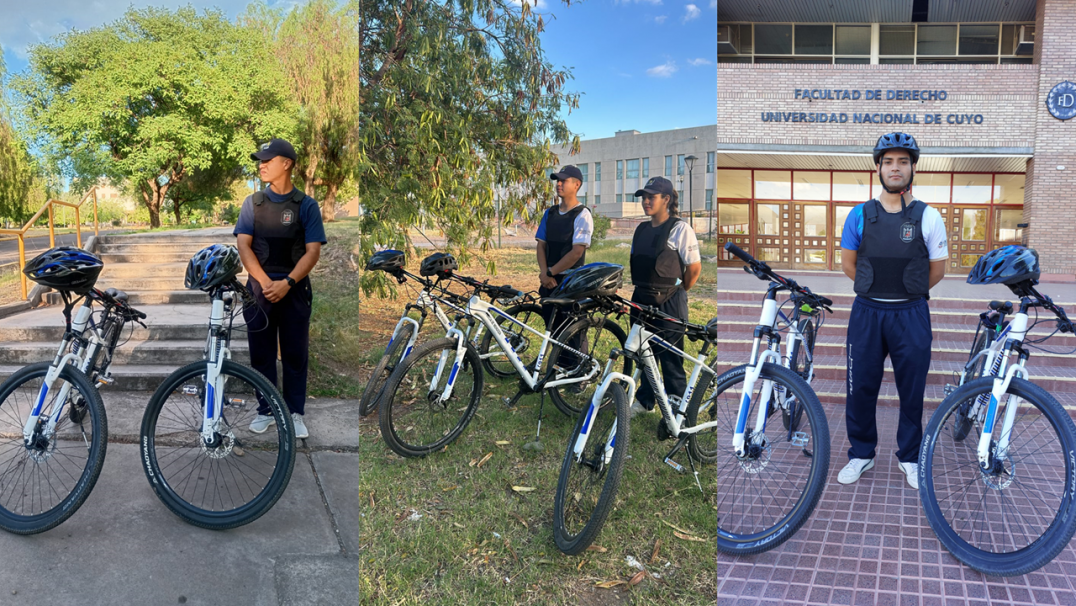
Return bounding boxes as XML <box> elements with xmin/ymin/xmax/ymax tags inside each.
<box><xmin>173</xmin><ymin>202</ymin><xmax>182</xmax><ymax>226</ymax></box>
<box><xmin>321</xmin><ymin>182</ymin><xmax>339</xmax><ymax>222</ymax></box>
<box><xmin>142</xmin><ymin>179</ymin><xmax>162</xmax><ymax>228</ymax></box>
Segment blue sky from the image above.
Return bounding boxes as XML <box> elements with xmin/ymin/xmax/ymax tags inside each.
<box><xmin>536</xmin><ymin>0</ymin><xmax>717</xmax><ymax>139</ymax></box>
<box><xmin>0</xmin><ymin>0</ymin><xmax>715</xmax><ymax>142</ymax></box>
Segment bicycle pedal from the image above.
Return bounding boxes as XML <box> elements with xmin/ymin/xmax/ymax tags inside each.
<box><xmin>96</xmin><ymin>375</ymin><xmax>114</xmax><ymax>386</ymax></box>
<box><xmin>790</xmin><ymin>431</ymin><xmax>809</xmax><ymax>447</ymax></box>
<box><xmin>944</xmin><ymin>383</ymin><xmax>956</xmax><ymax>397</ymax></box>
<box><xmin>664</xmin><ymin>457</ymin><xmax>685</xmax><ymax>473</ymax></box>
<box><xmin>182</xmin><ymin>385</ymin><xmax>199</xmax><ymax>396</ymax></box>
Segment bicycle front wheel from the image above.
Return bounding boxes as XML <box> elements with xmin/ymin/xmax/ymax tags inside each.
<box><xmin>553</xmin><ymin>381</ymin><xmax>629</xmax><ymax>555</ymax></box>
<box><xmin>478</xmin><ymin>303</ymin><xmax>545</xmax><ymax>379</ymax></box>
<box><xmin>359</xmin><ymin>322</ymin><xmax>415</xmax><ymax>417</ymax></box>
<box><xmin>715</xmin><ymin>363</ymin><xmax>830</xmax><ymax>555</ymax></box>
<box><xmin>0</xmin><ymin>361</ymin><xmax>107</xmax><ymax>534</ymax></box>
<box><xmin>140</xmin><ymin>360</ymin><xmax>296</xmax><ymax>530</ymax></box>
<box><xmin>378</xmin><ymin>337</ymin><xmax>484</xmax><ymax>457</ymax></box>
<box><xmin>920</xmin><ymin>376</ymin><xmax>1076</xmax><ymax>576</ymax></box>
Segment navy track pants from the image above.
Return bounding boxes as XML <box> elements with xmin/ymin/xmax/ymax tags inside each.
<box><xmin>845</xmin><ymin>296</ymin><xmax>932</xmax><ymax>463</ymax></box>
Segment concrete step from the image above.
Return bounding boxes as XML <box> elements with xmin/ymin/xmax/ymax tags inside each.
<box><xmin>100</xmin><ymin>252</ymin><xmax>203</xmax><ymax>264</ymax></box>
<box><xmin>97</xmin><ymin>242</ymin><xmax>228</xmax><ymax>256</ymax></box>
<box><xmin>44</xmin><ymin>290</ymin><xmax>211</xmax><ymax>306</ymax></box>
<box><xmin>0</xmin><ymin>340</ymin><xmax>250</xmax><ymax>366</ymax></box>
<box><xmin>97</xmin><ymin>234</ymin><xmax>233</xmax><ymax>246</ymax></box>
<box><xmin>0</xmin><ymin>364</ymin><xmax>179</xmax><ymax>391</ymax></box>
<box><xmin>717</xmin><ymin>302</ymin><xmax>998</xmax><ymax>326</ymax></box>
<box><xmin>0</xmin><ymin>304</ymin><xmax>234</xmax><ymax>342</ymax></box>
<box><xmin>716</xmin><ymin>290</ymin><xmax>1076</xmax><ymax>313</ymax></box>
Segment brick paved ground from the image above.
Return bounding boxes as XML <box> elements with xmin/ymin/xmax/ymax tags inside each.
<box><xmin>718</xmin><ymin>402</ymin><xmax>1076</xmax><ymax>606</ymax></box>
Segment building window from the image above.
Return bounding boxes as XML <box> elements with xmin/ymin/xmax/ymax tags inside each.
<box><xmin>595</xmin><ymin>162</ymin><xmax>601</xmax><ymax>182</ymax></box>
<box><xmin>626</xmin><ymin>159</ymin><xmax>640</xmax><ymax>179</ymax></box>
<box><xmin>665</xmin><ymin>156</ymin><xmax>673</xmax><ymax>177</ymax></box>
<box><xmin>616</xmin><ymin>194</ymin><xmax>623</xmax><ymax>204</ymax></box>
<box><xmin>580</xmin><ymin>194</ymin><xmax>587</xmax><ymax>205</ymax></box>
<box><xmin>677</xmin><ymin>154</ymin><xmax>685</xmax><ymax>176</ymax></box>
<box><xmin>642</xmin><ymin>158</ymin><xmax>649</xmax><ymax>179</ymax></box>
<box><xmin>754</xmin><ymin>24</ymin><xmax>791</xmax><ymax>54</ymax></box>
<box><xmin>795</xmin><ymin>24</ymin><xmax>833</xmax><ymax>55</ymax></box>
<box><xmin>578</xmin><ymin>164</ymin><xmax>588</xmax><ymax>183</ymax></box>
<box><xmin>705</xmin><ymin>189</ymin><xmax>714</xmax><ymax>210</ymax></box>
<box><xmin>706</xmin><ymin>152</ymin><xmax>715</xmax><ymax>173</ymax></box>
<box><xmin>594</xmin><ymin>195</ymin><xmax>600</xmax><ymax>205</ymax></box>
<box><xmin>616</xmin><ymin>160</ymin><xmax>623</xmax><ymax>180</ymax></box>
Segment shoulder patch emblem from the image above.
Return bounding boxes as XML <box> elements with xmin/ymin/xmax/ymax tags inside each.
<box><xmin>899</xmin><ymin>222</ymin><xmax>916</xmax><ymax>243</ymax></box>
<box><xmin>281</xmin><ymin>209</ymin><xmax>295</xmax><ymax>226</ymax></box>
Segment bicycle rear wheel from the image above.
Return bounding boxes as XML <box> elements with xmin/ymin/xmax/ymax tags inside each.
<box><xmin>359</xmin><ymin>323</ymin><xmax>415</xmax><ymax>417</ymax></box>
<box><xmin>785</xmin><ymin>318</ymin><xmax>815</xmax><ymax>431</ymax></box>
<box><xmin>140</xmin><ymin>360</ymin><xmax>296</xmax><ymax>529</ymax></box>
<box><xmin>547</xmin><ymin>316</ymin><xmax>630</xmax><ymax>417</ymax></box>
<box><xmin>920</xmin><ymin>377</ymin><xmax>1076</xmax><ymax>576</ymax></box>
<box><xmin>378</xmin><ymin>337</ymin><xmax>484</xmax><ymax>457</ymax></box>
<box><xmin>715</xmin><ymin>362</ymin><xmax>830</xmax><ymax>555</ymax></box>
<box><xmin>0</xmin><ymin>361</ymin><xmax>106</xmax><ymax>534</ymax></box>
<box><xmin>553</xmin><ymin>382</ymin><xmax>629</xmax><ymax>555</ymax></box>
<box><xmin>478</xmin><ymin>303</ymin><xmax>545</xmax><ymax>378</ymax></box>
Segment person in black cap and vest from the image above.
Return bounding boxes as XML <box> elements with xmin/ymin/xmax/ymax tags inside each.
<box><xmin>234</xmin><ymin>138</ymin><xmax>327</xmax><ymax>440</ymax></box>
<box><xmin>837</xmin><ymin>132</ymin><xmax>948</xmax><ymax>489</ymax></box>
<box><xmin>537</xmin><ymin>165</ymin><xmax>594</xmax><ymax>352</ymax></box>
<box><xmin>628</xmin><ymin>176</ymin><xmax>702</xmax><ymax>439</ymax></box>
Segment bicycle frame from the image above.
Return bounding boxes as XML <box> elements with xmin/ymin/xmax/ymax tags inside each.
<box><xmin>199</xmin><ymin>293</ymin><xmax>236</xmax><ymax>444</ymax></box>
<box><xmin>968</xmin><ymin>308</ymin><xmax>1031</xmax><ymax>468</ymax></box>
<box><xmin>23</xmin><ymin>296</ymin><xmax>125</xmax><ymax>446</ymax></box>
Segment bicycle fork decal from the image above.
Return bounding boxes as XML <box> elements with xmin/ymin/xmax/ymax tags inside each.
<box><xmin>732</xmin><ymin>350</ymin><xmax>780</xmax><ymax>457</ymax></box>
<box><xmin>978</xmin><ymin>363</ymin><xmax>1027</xmax><ymax>467</ymax></box>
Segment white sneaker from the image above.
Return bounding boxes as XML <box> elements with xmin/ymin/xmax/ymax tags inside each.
<box><xmin>898</xmin><ymin>461</ymin><xmax>919</xmax><ymax>489</ymax></box>
<box><xmin>292</xmin><ymin>413</ymin><xmax>309</xmax><ymax>439</ymax></box>
<box><xmin>629</xmin><ymin>400</ymin><xmax>651</xmax><ymax>419</ymax></box>
<box><xmin>837</xmin><ymin>458</ymin><xmax>875</xmax><ymax>484</ymax></box>
<box><xmin>249</xmin><ymin>414</ymin><xmax>275</xmax><ymax>434</ymax></box>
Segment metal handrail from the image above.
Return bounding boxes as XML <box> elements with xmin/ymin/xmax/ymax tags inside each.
<box><xmin>0</xmin><ymin>188</ymin><xmax>99</xmax><ymax>300</ymax></box>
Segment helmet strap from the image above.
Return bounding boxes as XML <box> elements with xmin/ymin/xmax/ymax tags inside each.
<box><xmin>878</xmin><ymin>166</ymin><xmax>915</xmax><ymax>196</ymax></box>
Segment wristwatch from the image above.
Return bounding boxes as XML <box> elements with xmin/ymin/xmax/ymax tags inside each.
<box><xmin>546</xmin><ymin>269</ymin><xmax>554</xmax><ymax>278</ymax></box>
<box><xmin>285</xmin><ymin>276</ymin><xmax>297</xmax><ymax>287</ymax></box>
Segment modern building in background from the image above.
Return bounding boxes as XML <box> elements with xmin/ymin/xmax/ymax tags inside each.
<box><xmin>718</xmin><ymin>0</ymin><xmax>1076</xmax><ymax>277</ymax></box>
<box><xmin>549</xmin><ymin>125</ymin><xmax>717</xmax><ymax>232</ymax></box>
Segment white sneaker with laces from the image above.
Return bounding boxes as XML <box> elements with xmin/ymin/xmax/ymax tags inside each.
<box><xmin>249</xmin><ymin>414</ymin><xmax>275</xmax><ymax>434</ymax></box>
<box><xmin>629</xmin><ymin>400</ymin><xmax>651</xmax><ymax>419</ymax></box>
<box><xmin>837</xmin><ymin>458</ymin><xmax>875</xmax><ymax>484</ymax></box>
<box><xmin>898</xmin><ymin>461</ymin><xmax>919</xmax><ymax>489</ymax></box>
<box><xmin>292</xmin><ymin>413</ymin><xmax>309</xmax><ymax>439</ymax></box>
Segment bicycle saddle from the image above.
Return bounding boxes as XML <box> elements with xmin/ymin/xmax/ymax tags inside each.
<box><xmin>104</xmin><ymin>288</ymin><xmax>129</xmax><ymax>303</ymax></box>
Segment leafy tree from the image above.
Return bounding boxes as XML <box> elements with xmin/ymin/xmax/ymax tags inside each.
<box><xmin>165</xmin><ymin>160</ymin><xmax>246</xmax><ymax>225</ymax></box>
<box><xmin>0</xmin><ymin>48</ymin><xmax>40</xmax><ymax>224</ymax></box>
<box><xmin>13</xmin><ymin>7</ymin><xmax>297</xmax><ymax>228</ymax></box>
<box><xmin>359</xmin><ymin>0</ymin><xmax>579</xmax><ymax>288</ymax></box>
<box><xmin>243</xmin><ymin>0</ymin><xmax>361</xmax><ymax>223</ymax></box>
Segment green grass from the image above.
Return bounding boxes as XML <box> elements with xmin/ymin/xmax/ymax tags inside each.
<box><xmin>356</xmin><ymin>242</ymin><xmax>719</xmax><ymax>605</ymax></box>
<box><xmin>307</xmin><ymin>220</ymin><xmax>366</xmax><ymax>398</ymax></box>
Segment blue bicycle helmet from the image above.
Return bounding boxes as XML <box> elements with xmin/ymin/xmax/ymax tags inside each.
<box><xmin>551</xmin><ymin>262</ymin><xmax>624</xmax><ymax>299</ymax></box>
<box><xmin>366</xmin><ymin>249</ymin><xmax>405</xmax><ymax>272</ymax></box>
<box><xmin>185</xmin><ymin>244</ymin><xmax>243</xmax><ymax>291</ymax></box>
<box><xmin>967</xmin><ymin>245</ymin><xmax>1040</xmax><ymax>286</ymax></box>
<box><xmin>23</xmin><ymin>246</ymin><xmax>104</xmax><ymax>294</ymax></box>
<box><xmin>873</xmin><ymin>132</ymin><xmax>920</xmax><ymax>164</ymax></box>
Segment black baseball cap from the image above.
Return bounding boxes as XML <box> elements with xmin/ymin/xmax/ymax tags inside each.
<box><xmin>251</xmin><ymin>138</ymin><xmax>297</xmax><ymax>163</ymax></box>
<box><xmin>549</xmin><ymin>165</ymin><xmax>584</xmax><ymax>182</ymax></box>
<box><xmin>635</xmin><ymin>176</ymin><xmax>675</xmax><ymax>198</ymax></box>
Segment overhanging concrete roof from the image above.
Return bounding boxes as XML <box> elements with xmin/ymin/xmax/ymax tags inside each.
<box><xmin>718</xmin><ymin>151</ymin><xmax>1030</xmax><ymax>173</ymax></box>
<box><xmin>718</xmin><ymin>0</ymin><xmax>1036</xmax><ymax>23</ymax></box>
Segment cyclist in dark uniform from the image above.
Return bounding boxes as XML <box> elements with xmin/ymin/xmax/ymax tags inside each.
<box><xmin>837</xmin><ymin>132</ymin><xmax>949</xmax><ymax>489</ymax></box>
<box><xmin>628</xmin><ymin>176</ymin><xmax>703</xmax><ymax>439</ymax></box>
<box><xmin>234</xmin><ymin>138</ymin><xmax>327</xmax><ymax>440</ymax></box>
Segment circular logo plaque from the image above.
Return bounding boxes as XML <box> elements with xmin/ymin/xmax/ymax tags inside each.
<box><xmin>1047</xmin><ymin>81</ymin><xmax>1076</xmax><ymax>120</ymax></box>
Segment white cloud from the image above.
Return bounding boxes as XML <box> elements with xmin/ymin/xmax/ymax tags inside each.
<box><xmin>509</xmin><ymin>0</ymin><xmax>550</xmax><ymax>8</ymax></box>
<box><xmin>646</xmin><ymin>60</ymin><xmax>678</xmax><ymax>78</ymax></box>
<box><xmin>688</xmin><ymin>57</ymin><xmax>712</xmax><ymax>66</ymax></box>
<box><xmin>710</xmin><ymin>0</ymin><xmax>717</xmax><ymax>7</ymax></box>
<box><xmin>654</xmin><ymin>15</ymin><xmax>668</xmax><ymax>24</ymax></box>
<box><xmin>682</xmin><ymin>4</ymin><xmax>701</xmax><ymax>23</ymax></box>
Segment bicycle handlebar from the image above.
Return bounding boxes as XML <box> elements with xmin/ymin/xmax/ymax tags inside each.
<box><xmin>723</xmin><ymin>242</ymin><xmax>833</xmax><ymax>310</ymax></box>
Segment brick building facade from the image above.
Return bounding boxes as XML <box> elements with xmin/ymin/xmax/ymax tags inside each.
<box><xmin>718</xmin><ymin>0</ymin><xmax>1076</xmax><ymax>277</ymax></box>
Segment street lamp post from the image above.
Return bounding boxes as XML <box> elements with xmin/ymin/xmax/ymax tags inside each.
<box><xmin>684</xmin><ymin>155</ymin><xmax>697</xmax><ymax>232</ymax></box>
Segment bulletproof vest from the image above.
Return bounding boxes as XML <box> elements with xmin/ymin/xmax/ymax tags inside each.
<box><xmin>630</xmin><ymin>217</ymin><xmax>685</xmax><ymax>305</ymax></box>
<box><xmin>251</xmin><ymin>188</ymin><xmax>307</xmax><ymax>275</ymax></box>
<box><xmin>853</xmin><ymin>199</ymin><xmax>930</xmax><ymax>299</ymax></box>
<box><xmin>544</xmin><ymin>204</ymin><xmax>588</xmax><ymax>272</ymax></box>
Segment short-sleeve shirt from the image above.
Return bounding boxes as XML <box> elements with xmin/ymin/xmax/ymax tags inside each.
<box><xmin>535</xmin><ymin>204</ymin><xmax>594</xmax><ymax>248</ymax></box>
<box><xmin>839</xmin><ymin>199</ymin><xmax>948</xmax><ymax>261</ymax></box>
<box><xmin>233</xmin><ymin>187</ymin><xmax>328</xmax><ymax>278</ymax></box>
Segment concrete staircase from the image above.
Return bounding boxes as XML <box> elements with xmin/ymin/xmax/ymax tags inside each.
<box><xmin>716</xmin><ymin>274</ymin><xmax>1076</xmax><ymax>411</ymax></box>
<box><xmin>2</xmin><ymin>229</ymin><xmax>249</xmax><ymax>391</ymax></box>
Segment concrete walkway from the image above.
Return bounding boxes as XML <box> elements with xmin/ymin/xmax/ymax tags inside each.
<box><xmin>0</xmin><ymin>393</ymin><xmax>358</xmax><ymax>605</ymax></box>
